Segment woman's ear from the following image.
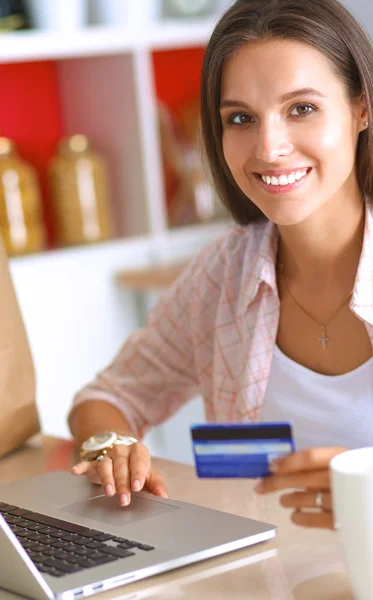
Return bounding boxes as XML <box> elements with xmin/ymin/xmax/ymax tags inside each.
<box><xmin>360</xmin><ymin>92</ymin><xmax>368</xmax><ymax>130</ymax></box>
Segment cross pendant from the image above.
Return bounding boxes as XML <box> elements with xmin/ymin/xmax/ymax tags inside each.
<box><xmin>319</xmin><ymin>327</ymin><xmax>329</xmax><ymax>349</ymax></box>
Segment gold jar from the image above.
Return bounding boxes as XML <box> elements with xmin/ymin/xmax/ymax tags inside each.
<box><xmin>48</xmin><ymin>135</ymin><xmax>114</xmax><ymax>247</ymax></box>
<box><xmin>0</xmin><ymin>137</ymin><xmax>46</xmax><ymax>256</ymax></box>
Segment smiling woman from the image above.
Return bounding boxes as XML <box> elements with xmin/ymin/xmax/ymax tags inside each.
<box><xmin>69</xmin><ymin>0</ymin><xmax>373</xmax><ymax>532</ymax></box>
<box><xmin>201</xmin><ymin>0</ymin><xmax>373</xmax><ymax>225</ymax></box>
<box><xmin>219</xmin><ymin>38</ymin><xmax>363</xmax><ymax>226</ymax></box>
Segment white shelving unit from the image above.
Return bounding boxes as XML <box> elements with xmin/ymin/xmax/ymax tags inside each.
<box><xmin>4</xmin><ymin>1</ymin><xmax>232</xmax><ymax>461</ymax></box>
<box><xmin>0</xmin><ymin>4</ymin><xmax>228</xmax><ymax>239</ymax></box>
<box><xmin>0</xmin><ymin>9</ymin><xmax>227</xmax><ymax>238</ymax></box>
<box><xmin>0</xmin><ymin>20</ymin><xmax>217</xmax><ymax>61</ymax></box>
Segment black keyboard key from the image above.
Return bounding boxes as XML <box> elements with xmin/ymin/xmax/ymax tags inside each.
<box><xmin>5</xmin><ymin>516</ymin><xmax>23</xmax><ymax>525</ymax></box>
<box><xmin>112</xmin><ymin>536</ymin><xmax>129</xmax><ymax>543</ymax></box>
<box><xmin>16</xmin><ymin>519</ymin><xmax>33</xmax><ymax>528</ymax></box>
<box><xmin>10</xmin><ymin>526</ymin><xmax>27</xmax><ymax>536</ymax></box>
<box><xmin>37</xmin><ymin>565</ymin><xmax>51</xmax><ymax>573</ymax></box>
<box><xmin>39</xmin><ymin>564</ymin><xmax>67</xmax><ymax>579</ymax></box>
<box><xmin>101</xmin><ymin>546</ymin><xmax>135</xmax><ymax>559</ymax></box>
<box><xmin>77</xmin><ymin>529</ymin><xmax>102</xmax><ymax>538</ymax></box>
<box><xmin>70</xmin><ymin>536</ymin><xmax>91</xmax><ymax>546</ymax></box>
<box><xmin>15</xmin><ymin>529</ymin><xmax>32</xmax><ymax>538</ymax></box>
<box><xmin>39</xmin><ymin>565</ymin><xmax>64</xmax><ymax>578</ymax></box>
<box><xmin>25</xmin><ymin>543</ymin><xmax>45</xmax><ymax>552</ymax></box>
<box><xmin>90</xmin><ymin>552</ymin><xmax>110</xmax><ymax>561</ymax></box>
<box><xmin>25</xmin><ymin>513</ymin><xmax>93</xmax><ymax>535</ymax></box>
<box><xmin>29</xmin><ymin>544</ymin><xmax>48</xmax><ymax>553</ymax></box>
<box><xmin>29</xmin><ymin>552</ymin><xmax>45</xmax><ymax>564</ymax></box>
<box><xmin>38</xmin><ymin>527</ymin><xmax>59</xmax><ymax>535</ymax></box>
<box><xmin>50</xmin><ymin>540</ymin><xmax>70</xmax><ymax>549</ymax></box>
<box><xmin>62</xmin><ymin>535</ymin><xmax>79</xmax><ymax>543</ymax></box>
<box><xmin>86</xmin><ymin>541</ymin><xmax>107</xmax><ymax>550</ymax></box>
<box><xmin>44</xmin><ymin>568</ymin><xmax>65</xmax><ymax>578</ymax></box>
<box><xmin>136</xmin><ymin>544</ymin><xmax>155</xmax><ymax>551</ymax></box>
<box><xmin>73</xmin><ymin>547</ymin><xmax>91</xmax><ymax>556</ymax></box>
<box><xmin>74</xmin><ymin>557</ymin><xmax>99</xmax><ymax>569</ymax></box>
<box><xmin>53</xmin><ymin>561</ymin><xmax>82</xmax><ymax>574</ymax></box>
<box><xmin>7</xmin><ymin>509</ymin><xmax>32</xmax><ymax>517</ymax></box>
<box><xmin>0</xmin><ymin>504</ymin><xmax>19</xmax><ymax>513</ymax></box>
<box><xmin>49</xmin><ymin>530</ymin><xmax>71</xmax><ymax>539</ymax></box>
<box><xmin>64</xmin><ymin>553</ymin><xmax>83</xmax><ymax>565</ymax></box>
<box><xmin>26</xmin><ymin>523</ymin><xmax>49</xmax><ymax>532</ymax></box>
<box><xmin>40</xmin><ymin>557</ymin><xmax>59</xmax><ymax>568</ymax></box>
<box><xmin>53</xmin><ymin>551</ymin><xmax>75</xmax><ymax>563</ymax></box>
<box><xmin>117</xmin><ymin>541</ymin><xmax>137</xmax><ymax>550</ymax></box>
<box><xmin>39</xmin><ymin>547</ymin><xmax>54</xmax><ymax>556</ymax></box>
<box><xmin>22</xmin><ymin>541</ymin><xmax>38</xmax><ymax>550</ymax></box>
<box><xmin>27</xmin><ymin>533</ymin><xmax>50</xmax><ymax>542</ymax></box>
<box><xmin>61</xmin><ymin>544</ymin><xmax>81</xmax><ymax>554</ymax></box>
<box><xmin>91</xmin><ymin>533</ymin><xmax>114</xmax><ymax>542</ymax></box>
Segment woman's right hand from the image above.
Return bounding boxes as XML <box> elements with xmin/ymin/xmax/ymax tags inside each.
<box><xmin>71</xmin><ymin>441</ymin><xmax>168</xmax><ymax>507</ymax></box>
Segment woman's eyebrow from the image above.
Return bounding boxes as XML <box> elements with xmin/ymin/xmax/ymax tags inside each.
<box><xmin>279</xmin><ymin>87</ymin><xmax>327</xmax><ymax>102</ymax></box>
<box><xmin>220</xmin><ymin>88</ymin><xmax>326</xmax><ymax>109</ymax></box>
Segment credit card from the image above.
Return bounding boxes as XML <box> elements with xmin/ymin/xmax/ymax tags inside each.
<box><xmin>190</xmin><ymin>422</ymin><xmax>295</xmax><ymax>479</ymax></box>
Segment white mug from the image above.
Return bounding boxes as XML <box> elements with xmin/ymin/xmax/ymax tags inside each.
<box><xmin>331</xmin><ymin>447</ymin><xmax>373</xmax><ymax>600</ymax></box>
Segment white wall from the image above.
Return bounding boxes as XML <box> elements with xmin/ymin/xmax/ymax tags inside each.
<box><xmin>342</xmin><ymin>0</ymin><xmax>373</xmax><ymax>28</ymax></box>
<box><xmin>9</xmin><ymin>237</ymin><xmax>151</xmax><ymax>439</ymax></box>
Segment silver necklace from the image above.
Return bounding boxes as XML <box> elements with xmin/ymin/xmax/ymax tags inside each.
<box><xmin>278</xmin><ymin>263</ymin><xmax>352</xmax><ymax>349</ymax></box>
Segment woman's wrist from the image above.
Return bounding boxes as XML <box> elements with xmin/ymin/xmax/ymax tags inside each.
<box><xmin>69</xmin><ymin>400</ymin><xmax>138</xmax><ymax>448</ymax></box>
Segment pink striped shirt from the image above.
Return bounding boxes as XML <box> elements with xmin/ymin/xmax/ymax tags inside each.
<box><xmin>69</xmin><ymin>201</ymin><xmax>373</xmax><ymax>439</ymax></box>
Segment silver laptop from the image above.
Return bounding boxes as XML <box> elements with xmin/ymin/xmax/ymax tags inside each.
<box><xmin>0</xmin><ymin>471</ymin><xmax>276</xmax><ymax>600</ymax></box>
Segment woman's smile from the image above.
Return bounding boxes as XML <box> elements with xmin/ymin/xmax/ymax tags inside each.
<box><xmin>253</xmin><ymin>167</ymin><xmax>313</xmax><ymax>195</ymax></box>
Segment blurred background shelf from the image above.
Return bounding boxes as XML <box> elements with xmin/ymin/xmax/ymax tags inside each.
<box><xmin>0</xmin><ymin>0</ymin><xmax>232</xmax><ymax>463</ymax></box>
<box><xmin>0</xmin><ymin>19</ymin><xmax>217</xmax><ymax>63</ymax></box>
<box><xmin>116</xmin><ymin>260</ymin><xmax>189</xmax><ymax>290</ymax></box>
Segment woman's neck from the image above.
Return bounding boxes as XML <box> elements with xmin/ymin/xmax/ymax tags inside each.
<box><xmin>277</xmin><ymin>191</ymin><xmax>365</xmax><ymax>295</ymax></box>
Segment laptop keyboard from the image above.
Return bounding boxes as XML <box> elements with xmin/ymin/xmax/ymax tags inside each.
<box><xmin>0</xmin><ymin>502</ymin><xmax>155</xmax><ymax>578</ymax></box>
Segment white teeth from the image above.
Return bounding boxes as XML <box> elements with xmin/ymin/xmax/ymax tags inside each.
<box><xmin>260</xmin><ymin>169</ymin><xmax>308</xmax><ymax>186</ymax></box>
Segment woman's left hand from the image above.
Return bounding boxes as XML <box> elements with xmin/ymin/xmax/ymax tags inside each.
<box><xmin>254</xmin><ymin>446</ymin><xmax>347</xmax><ymax>529</ymax></box>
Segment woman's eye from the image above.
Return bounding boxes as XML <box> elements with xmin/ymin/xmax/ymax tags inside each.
<box><xmin>227</xmin><ymin>113</ymin><xmax>252</xmax><ymax>125</ymax></box>
<box><xmin>290</xmin><ymin>103</ymin><xmax>316</xmax><ymax>117</ymax></box>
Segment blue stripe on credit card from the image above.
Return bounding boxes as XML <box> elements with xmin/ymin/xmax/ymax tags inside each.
<box><xmin>191</xmin><ymin>423</ymin><xmax>295</xmax><ymax>478</ymax></box>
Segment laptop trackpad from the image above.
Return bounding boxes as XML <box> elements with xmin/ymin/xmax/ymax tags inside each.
<box><xmin>60</xmin><ymin>494</ymin><xmax>179</xmax><ymax>527</ymax></box>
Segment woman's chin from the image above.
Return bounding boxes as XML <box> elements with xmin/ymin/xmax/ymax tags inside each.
<box><xmin>258</xmin><ymin>204</ymin><xmax>315</xmax><ymax>226</ymax></box>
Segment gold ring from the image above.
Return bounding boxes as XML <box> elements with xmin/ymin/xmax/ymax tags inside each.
<box><xmin>96</xmin><ymin>455</ymin><xmax>105</xmax><ymax>462</ymax></box>
<box><xmin>315</xmin><ymin>491</ymin><xmax>324</xmax><ymax>508</ymax></box>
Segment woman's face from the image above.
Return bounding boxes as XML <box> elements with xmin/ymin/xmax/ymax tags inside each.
<box><xmin>220</xmin><ymin>39</ymin><xmax>367</xmax><ymax>226</ymax></box>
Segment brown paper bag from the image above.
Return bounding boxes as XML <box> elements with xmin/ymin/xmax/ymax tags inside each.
<box><xmin>0</xmin><ymin>234</ymin><xmax>39</xmax><ymax>458</ymax></box>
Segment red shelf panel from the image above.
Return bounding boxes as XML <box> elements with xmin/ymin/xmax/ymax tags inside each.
<box><xmin>0</xmin><ymin>61</ymin><xmax>64</xmax><ymax>247</ymax></box>
<box><xmin>153</xmin><ymin>46</ymin><xmax>205</xmax><ymax>111</ymax></box>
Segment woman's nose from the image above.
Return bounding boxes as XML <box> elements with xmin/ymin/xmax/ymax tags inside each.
<box><xmin>254</xmin><ymin>123</ymin><xmax>294</xmax><ymax>162</ymax></box>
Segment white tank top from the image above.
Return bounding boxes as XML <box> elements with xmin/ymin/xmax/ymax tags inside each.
<box><xmin>260</xmin><ymin>345</ymin><xmax>373</xmax><ymax>451</ymax></box>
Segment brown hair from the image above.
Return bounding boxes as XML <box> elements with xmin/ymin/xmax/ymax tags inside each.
<box><xmin>201</xmin><ymin>0</ymin><xmax>373</xmax><ymax>224</ymax></box>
